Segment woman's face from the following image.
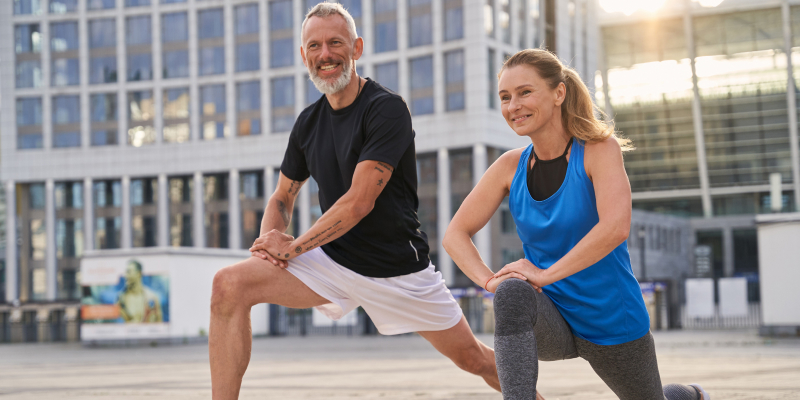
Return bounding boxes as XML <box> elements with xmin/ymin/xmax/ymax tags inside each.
<box><xmin>498</xmin><ymin>65</ymin><xmax>564</xmax><ymax>137</ymax></box>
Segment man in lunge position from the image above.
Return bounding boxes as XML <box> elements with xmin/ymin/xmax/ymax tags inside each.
<box><xmin>208</xmin><ymin>3</ymin><xmax>502</xmax><ymax>399</ymax></box>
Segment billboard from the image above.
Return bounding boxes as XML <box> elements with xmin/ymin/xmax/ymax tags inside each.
<box><xmin>81</xmin><ymin>258</ymin><xmax>170</xmax><ymax>340</ymax></box>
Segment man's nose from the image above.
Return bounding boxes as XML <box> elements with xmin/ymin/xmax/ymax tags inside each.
<box><xmin>319</xmin><ymin>43</ymin><xmax>333</xmax><ymax>59</ymax></box>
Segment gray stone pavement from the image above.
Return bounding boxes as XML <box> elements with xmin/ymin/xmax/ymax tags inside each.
<box><xmin>1</xmin><ymin>329</ymin><xmax>799</xmax><ymax>399</ymax></box>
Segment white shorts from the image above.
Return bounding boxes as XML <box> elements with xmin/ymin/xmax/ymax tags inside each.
<box><xmin>285</xmin><ymin>248</ymin><xmax>463</xmax><ymax>335</ymax></box>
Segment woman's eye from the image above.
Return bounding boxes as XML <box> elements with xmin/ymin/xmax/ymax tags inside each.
<box><xmin>521</xmin><ymin>90</ymin><xmax>531</xmax><ymax>95</ymax></box>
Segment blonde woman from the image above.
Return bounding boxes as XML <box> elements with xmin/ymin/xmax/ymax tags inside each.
<box><xmin>443</xmin><ymin>49</ymin><xmax>709</xmax><ymax>400</ymax></box>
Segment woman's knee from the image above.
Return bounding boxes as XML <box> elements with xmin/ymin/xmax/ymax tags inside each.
<box><xmin>494</xmin><ymin>279</ymin><xmax>536</xmax><ymax>314</ymax></box>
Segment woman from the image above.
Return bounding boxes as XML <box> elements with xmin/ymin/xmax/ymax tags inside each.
<box><xmin>442</xmin><ymin>49</ymin><xmax>709</xmax><ymax>400</ymax></box>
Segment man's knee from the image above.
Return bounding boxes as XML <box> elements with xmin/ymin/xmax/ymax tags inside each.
<box><xmin>211</xmin><ymin>265</ymin><xmax>247</xmax><ymax>314</ymax></box>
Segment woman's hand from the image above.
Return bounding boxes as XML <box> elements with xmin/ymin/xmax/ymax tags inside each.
<box><xmin>484</xmin><ymin>271</ymin><xmax>529</xmax><ymax>293</ymax></box>
<box><xmin>494</xmin><ymin>258</ymin><xmax>551</xmax><ymax>290</ymax></box>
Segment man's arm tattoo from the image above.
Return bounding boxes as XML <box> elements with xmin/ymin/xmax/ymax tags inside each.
<box><xmin>276</xmin><ymin>200</ymin><xmax>291</xmax><ymax>227</ymax></box>
<box><xmin>301</xmin><ymin>220</ymin><xmax>344</xmax><ymax>250</ymax></box>
<box><xmin>376</xmin><ymin>161</ymin><xmax>393</xmax><ymax>173</ymax></box>
<box><xmin>377</xmin><ymin>178</ymin><xmax>384</xmax><ymax>187</ymax></box>
<box><xmin>287</xmin><ymin>180</ymin><xmax>301</xmax><ymax>196</ymax></box>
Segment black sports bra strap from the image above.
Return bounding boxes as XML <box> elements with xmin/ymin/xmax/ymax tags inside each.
<box><xmin>532</xmin><ymin>137</ymin><xmax>573</xmax><ymax>162</ymax></box>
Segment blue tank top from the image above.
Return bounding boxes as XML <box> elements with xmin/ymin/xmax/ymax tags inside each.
<box><xmin>508</xmin><ymin>142</ymin><xmax>650</xmax><ymax>345</ymax></box>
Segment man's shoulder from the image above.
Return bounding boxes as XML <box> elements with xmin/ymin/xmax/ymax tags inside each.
<box><xmin>364</xmin><ymin>80</ymin><xmax>410</xmax><ymax>119</ymax></box>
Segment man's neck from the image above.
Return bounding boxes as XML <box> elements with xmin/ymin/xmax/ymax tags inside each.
<box><xmin>326</xmin><ymin>72</ymin><xmax>363</xmax><ymax>110</ymax></box>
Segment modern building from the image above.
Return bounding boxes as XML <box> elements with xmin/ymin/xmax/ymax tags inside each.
<box><xmin>597</xmin><ymin>0</ymin><xmax>800</xmax><ymax>290</ymax></box>
<box><xmin>1</xmin><ymin>0</ymin><xmax>597</xmax><ymax>326</ymax></box>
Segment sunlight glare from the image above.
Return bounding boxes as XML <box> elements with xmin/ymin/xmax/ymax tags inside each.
<box><xmin>599</xmin><ymin>0</ymin><xmax>667</xmax><ymax>15</ymax></box>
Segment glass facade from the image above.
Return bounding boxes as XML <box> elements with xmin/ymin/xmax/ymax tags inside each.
<box><xmin>271</xmin><ymin>77</ymin><xmax>294</xmax><ymax>132</ymax></box>
<box><xmin>128</xmin><ymin>90</ymin><xmax>155</xmax><ymax>146</ymax></box>
<box><xmin>94</xmin><ymin>180</ymin><xmax>122</xmax><ymax>249</ymax></box>
<box><xmin>237</xmin><ymin>81</ymin><xmax>262</xmax><ymax>136</ymax></box>
<box><xmin>374</xmin><ymin>61</ymin><xmax>398</xmax><ymax>92</ymax></box>
<box><xmin>202</xmin><ymin>84</ymin><xmax>228</xmax><ymax>140</ymax></box>
<box><xmin>443</xmin><ymin>0</ymin><xmax>463</xmax><ymax>41</ymax></box>
<box><xmin>169</xmin><ymin>176</ymin><xmax>193</xmax><ymax>247</ymax></box>
<box><xmin>91</xmin><ymin>93</ymin><xmax>118</xmax><ymax>146</ymax></box>
<box><xmin>163</xmin><ymin>87</ymin><xmax>190</xmax><ymax>143</ymax></box>
<box><xmin>89</xmin><ymin>19</ymin><xmax>117</xmax><ymax>84</ymax></box>
<box><xmin>15</xmin><ymin>24</ymin><xmax>42</xmax><ymax>88</ymax></box>
<box><xmin>131</xmin><ymin>177</ymin><xmax>158</xmax><ymax>248</ymax></box>
<box><xmin>374</xmin><ymin>0</ymin><xmax>397</xmax><ymax>53</ymax></box>
<box><xmin>602</xmin><ymin>6</ymin><xmax>800</xmax><ymax>218</ymax></box>
<box><xmin>162</xmin><ymin>12</ymin><xmax>189</xmax><ymax>79</ymax></box>
<box><xmin>17</xmin><ymin>97</ymin><xmax>43</xmax><ymax>150</ymax></box>
<box><xmin>51</xmin><ymin>21</ymin><xmax>79</xmax><ymax>86</ymax></box>
<box><xmin>270</xmin><ymin>0</ymin><xmax>294</xmax><ymax>68</ymax></box>
<box><xmin>55</xmin><ymin>181</ymin><xmax>83</xmax><ymax>300</ymax></box>
<box><xmin>235</xmin><ymin>3</ymin><xmax>260</xmax><ymax>72</ymax></box>
<box><xmin>204</xmin><ymin>173</ymin><xmax>229</xmax><ymax>249</ymax></box>
<box><xmin>198</xmin><ymin>8</ymin><xmax>225</xmax><ymax>76</ymax></box>
<box><xmin>409</xmin><ymin>0</ymin><xmax>432</xmax><ymax>48</ymax></box>
<box><xmin>409</xmin><ymin>55</ymin><xmax>433</xmax><ymax>115</ymax></box>
<box><xmin>240</xmin><ymin>170</ymin><xmax>264</xmax><ymax>249</ymax></box>
<box><xmin>52</xmin><ymin>95</ymin><xmax>81</xmax><ymax>148</ymax></box>
<box><xmin>127</xmin><ymin>16</ymin><xmax>152</xmax><ymax>82</ymax></box>
<box><xmin>50</xmin><ymin>0</ymin><xmax>77</xmax><ymax>14</ymax></box>
<box><xmin>444</xmin><ymin>49</ymin><xmax>465</xmax><ymax>111</ymax></box>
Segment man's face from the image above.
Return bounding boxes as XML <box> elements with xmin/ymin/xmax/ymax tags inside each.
<box><xmin>124</xmin><ymin>264</ymin><xmax>141</xmax><ymax>288</ymax></box>
<box><xmin>301</xmin><ymin>14</ymin><xmax>363</xmax><ymax>95</ymax></box>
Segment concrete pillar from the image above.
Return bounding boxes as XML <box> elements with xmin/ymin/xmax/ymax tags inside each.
<box><xmin>83</xmin><ymin>178</ymin><xmax>94</xmax><ymax>252</ymax></box>
<box><xmin>722</xmin><ymin>227</ymin><xmax>734</xmax><ymax>278</ymax></box>
<box><xmin>157</xmin><ymin>174</ymin><xmax>169</xmax><ymax>247</ymax></box>
<box><xmin>683</xmin><ymin>3</ymin><xmax>712</xmax><ymax>218</ymax></box>
<box><xmin>121</xmin><ymin>176</ymin><xmax>132</xmax><ymax>249</ymax></box>
<box><xmin>5</xmin><ymin>181</ymin><xmax>18</xmax><ymax>303</ymax></box>
<box><xmin>45</xmin><ymin>180</ymin><xmax>57</xmax><ymax>301</ymax></box>
<box><xmin>437</xmin><ymin>147</ymin><xmax>453</xmax><ymax>285</ymax></box>
<box><xmin>472</xmin><ymin>144</ymin><xmax>491</xmax><ymax>267</ymax></box>
<box><xmin>193</xmin><ymin>172</ymin><xmax>205</xmax><ymax>248</ymax></box>
<box><xmin>229</xmin><ymin>169</ymin><xmax>241</xmax><ymax>249</ymax></box>
<box><xmin>781</xmin><ymin>0</ymin><xmax>800</xmax><ymax>211</ymax></box>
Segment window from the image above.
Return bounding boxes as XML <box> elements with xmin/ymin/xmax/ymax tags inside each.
<box><xmin>445</xmin><ymin>49</ymin><xmax>465</xmax><ymax>111</ymax></box>
<box><xmin>306</xmin><ymin>75</ymin><xmax>323</xmax><ymax>105</ymax></box>
<box><xmin>87</xmin><ymin>0</ymin><xmax>115</xmax><ymax>9</ymax></box>
<box><xmin>198</xmin><ymin>8</ymin><xmax>225</xmax><ymax>76</ymax></box>
<box><xmin>55</xmin><ymin>181</ymin><xmax>84</xmax><ymax>209</ymax></box>
<box><xmin>485</xmin><ymin>0</ymin><xmax>494</xmax><ymax>37</ymax></box>
<box><xmin>50</xmin><ymin>21</ymin><xmax>78</xmax><ymax>51</ymax></box>
<box><xmin>52</xmin><ymin>95</ymin><xmax>81</xmax><ymax>148</ymax></box>
<box><xmin>237</xmin><ymin>81</ymin><xmax>261</xmax><ymax>136</ymax></box>
<box><xmin>374</xmin><ymin>0</ymin><xmax>397</xmax><ymax>53</ymax></box>
<box><xmin>488</xmin><ymin>48</ymin><xmax>496</xmax><ymax>109</ymax></box>
<box><xmin>162</xmin><ymin>12</ymin><xmax>188</xmax><ymax>79</ymax></box>
<box><xmin>204</xmin><ymin>173</ymin><xmax>229</xmax><ymax>249</ymax></box>
<box><xmin>409</xmin><ymin>55</ymin><xmax>434</xmax><ymax>115</ymax></box>
<box><xmin>128</xmin><ymin>91</ymin><xmax>155</xmax><ymax>146</ymax></box>
<box><xmin>125</xmin><ymin>0</ymin><xmax>149</xmax><ymax>6</ymax></box>
<box><xmin>271</xmin><ymin>77</ymin><xmax>295</xmax><ymax>132</ymax></box>
<box><xmin>169</xmin><ymin>176</ymin><xmax>193</xmax><ymax>247</ymax></box>
<box><xmin>50</xmin><ymin>0</ymin><xmax>77</xmax><ymax>13</ymax></box>
<box><xmin>270</xmin><ymin>0</ymin><xmax>294</xmax><ymax>68</ymax></box>
<box><xmin>14</xmin><ymin>0</ymin><xmax>42</xmax><ymax>15</ymax></box>
<box><xmin>51</xmin><ymin>22</ymin><xmax>79</xmax><ymax>86</ymax></box>
<box><xmin>163</xmin><ymin>87</ymin><xmax>190</xmax><ymax>143</ymax></box>
<box><xmin>94</xmin><ymin>180</ymin><xmax>122</xmax><ymax>250</ymax></box>
<box><xmin>408</xmin><ymin>0</ymin><xmax>431</xmax><ymax>48</ymax></box>
<box><xmin>17</xmin><ymin>98</ymin><xmax>43</xmax><ymax>150</ymax></box>
<box><xmin>127</xmin><ymin>16</ymin><xmax>152</xmax><ymax>81</ymax></box>
<box><xmin>15</xmin><ymin>24</ymin><xmax>42</xmax><ymax>88</ymax></box>
<box><xmin>500</xmin><ymin>0</ymin><xmax>510</xmax><ymax>43</ymax></box>
<box><xmin>201</xmin><ymin>84</ymin><xmax>228</xmax><ymax>140</ymax></box>
<box><xmin>56</xmin><ymin>218</ymin><xmax>83</xmax><ymax>259</ymax></box>
<box><xmin>91</xmin><ymin>93</ymin><xmax>118</xmax><ymax>146</ymax></box>
<box><xmin>235</xmin><ymin>4</ymin><xmax>260</xmax><ymax>72</ymax></box>
<box><xmin>131</xmin><ymin>178</ymin><xmax>158</xmax><ymax>248</ymax></box>
<box><xmin>374</xmin><ymin>61</ymin><xmax>398</xmax><ymax>92</ymax></box>
<box><xmin>444</xmin><ymin>0</ymin><xmax>463</xmax><ymax>41</ymax></box>
<box><xmin>337</xmin><ymin>0</ymin><xmax>363</xmax><ymax>35</ymax></box>
<box><xmin>89</xmin><ymin>19</ymin><xmax>117</xmax><ymax>84</ymax></box>
<box><xmin>240</xmin><ymin>171</ymin><xmax>264</xmax><ymax>249</ymax></box>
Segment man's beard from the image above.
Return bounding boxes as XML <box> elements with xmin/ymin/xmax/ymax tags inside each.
<box><xmin>308</xmin><ymin>57</ymin><xmax>353</xmax><ymax>95</ymax></box>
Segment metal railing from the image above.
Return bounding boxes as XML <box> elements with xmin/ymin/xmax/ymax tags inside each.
<box><xmin>680</xmin><ymin>303</ymin><xmax>762</xmax><ymax>329</ymax></box>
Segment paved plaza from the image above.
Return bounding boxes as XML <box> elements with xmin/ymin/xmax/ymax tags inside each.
<box><xmin>0</xmin><ymin>329</ymin><xmax>799</xmax><ymax>399</ymax></box>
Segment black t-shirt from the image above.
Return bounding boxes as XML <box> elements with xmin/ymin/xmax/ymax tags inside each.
<box><xmin>280</xmin><ymin>78</ymin><xmax>430</xmax><ymax>278</ymax></box>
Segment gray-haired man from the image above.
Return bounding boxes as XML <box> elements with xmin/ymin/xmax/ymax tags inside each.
<box><xmin>209</xmin><ymin>3</ymin><xmax>500</xmax><ymax>399</ymax></box>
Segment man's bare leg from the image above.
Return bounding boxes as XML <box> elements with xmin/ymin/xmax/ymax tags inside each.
<box><xmin>209</xmin><ymin>256</ymin><xmax>329</xmax><ymax>400</ymax></box>
<box><xmin>417</xmin><ymin>316</ymin><xmax>500</xmax><ymax>391</ymax></box>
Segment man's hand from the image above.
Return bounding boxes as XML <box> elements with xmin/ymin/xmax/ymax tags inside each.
<box><xmin>250</xmin><ymin>230</ymin><xmax>296</xmax><ymax>268</ymax></box>
<box><xmin>493</xmin><ymin>258</ymin><xmax>550</xmax><ymax>292</ymax></box>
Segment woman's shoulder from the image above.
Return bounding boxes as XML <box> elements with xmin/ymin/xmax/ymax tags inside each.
<box><xmin>493</xmin><ymin>146</ymin><xmax>528</xmax><ymax>172</ymax></box>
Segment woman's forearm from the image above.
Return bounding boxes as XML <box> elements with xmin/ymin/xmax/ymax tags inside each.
<box><xmin>443</xmin><ymin>230</ymin><xmax>495</xmax><ymax>287</ymax></box>
<box><xmin>541</xmin><ymin>219</ymin><xmax>628</xmax><ymax>285</ymax></box>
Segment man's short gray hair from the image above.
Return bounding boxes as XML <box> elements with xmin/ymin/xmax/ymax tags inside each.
<box><xmin>301</xmin><ymin>2</ymin><xmax>359</xmax><ymax>44</ymax></box>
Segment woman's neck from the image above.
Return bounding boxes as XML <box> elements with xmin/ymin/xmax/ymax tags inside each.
<box><xmin>528</xmin><ymin>123</ymin><xmax>571</xmax><ymax>160</ymax></box>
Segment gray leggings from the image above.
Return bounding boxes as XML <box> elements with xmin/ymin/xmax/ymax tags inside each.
<box><xmin>493</xmin><ymin>278</ymin><xmax>700</xmax><ymax>400</ymax></box>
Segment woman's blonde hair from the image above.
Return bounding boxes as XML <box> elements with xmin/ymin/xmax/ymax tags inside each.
<box><xmin>499</xmin><ymin>49</ymin><xmax>631</xmax><ymax>150</ymax></box>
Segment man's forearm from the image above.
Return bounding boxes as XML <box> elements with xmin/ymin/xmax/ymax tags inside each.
<box><xmin>286</xmin><ymin>197</ymin><xmax>366</xmax><ymax>258</ymax></box>
<box><xmin>260</xmin><ymin>195</ymin><xmax>294</xmax><ymax>235</ymax></box>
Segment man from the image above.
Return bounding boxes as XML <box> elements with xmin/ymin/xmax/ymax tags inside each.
<box><xmin>209</xmin><ymin>3</ymin><xmax>500</xmax><ymax>399</ymax></box>
<box><xmin>117</xmin><ymin>260</ymin><xmax>163</xmax><ymax>323</ymax></box>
